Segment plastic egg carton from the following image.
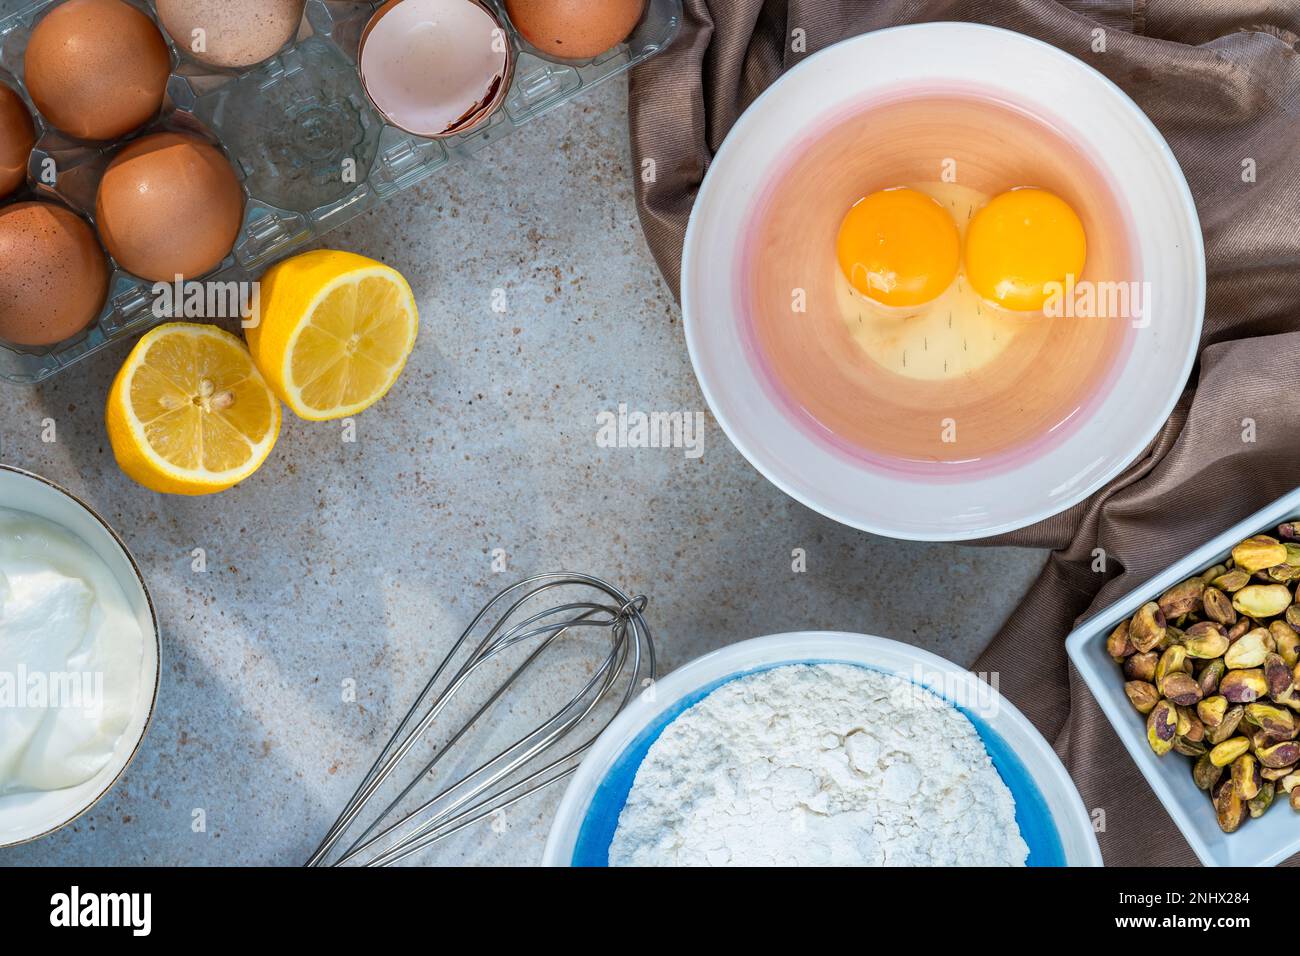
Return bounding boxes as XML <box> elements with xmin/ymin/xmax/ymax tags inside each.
<box><xmin>0</xmin><ymin>0</ymin><xmax>682</xmax><ymax>384</ymax></box>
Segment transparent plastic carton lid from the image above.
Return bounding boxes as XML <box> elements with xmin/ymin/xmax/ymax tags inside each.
<box><xmin>0</xmin><ymin>0</ymin><xmax>682</xmax><ymax>384</ymax></box>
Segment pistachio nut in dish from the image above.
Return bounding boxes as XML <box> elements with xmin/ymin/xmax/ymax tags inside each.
<box><xmin>1110</xmin><ymin>528</ymin><xmax>1300</xmax><ymax>833</ymax></box>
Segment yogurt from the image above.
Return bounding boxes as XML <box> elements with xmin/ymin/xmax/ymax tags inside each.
<box><xmin>0</xmin><ymin>508</ymin><xmax>145</xmax><ymax>796</ymax></box>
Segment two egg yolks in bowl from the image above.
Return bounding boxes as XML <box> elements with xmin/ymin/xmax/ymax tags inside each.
<box><xmin>742</xmin><ymin>92</ymin><xmax>1136</xmax><ymax>472</ymax></box>
<box><xmin>830</xmin><ymin>183</ymin><xmax>1090</xmax><ymax>384</ymax></box>
<box><xmin>836</xmin><ymin>185</ymin><xmax>1086</xmax><ymax>312</ymax></box>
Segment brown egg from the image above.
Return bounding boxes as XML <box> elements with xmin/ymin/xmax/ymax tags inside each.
<box><xmin>156</xmin><ymin>0</ymin><xmax>305</xmax><ymax>69</ymax></box>
<box><xmin>0</xmin><ymin>202</ymin><xmax>109</xmax><ymax>347</ymax></box>
<box><xmin>24</xmin><ymin>0</ymin><xmax>171</xmax><ymax>142</ymax></box>
<box><xmin>0</xmin><ymin>83</ymin><xmax>36</xmax><ymax>199</ymax></box>
<box><xmin>96</xmin><ymin>132</ymin><xmax>244</xmax><ymax>282</ymax></box>
<box><xmin>505</xmin><ymin>0</ymin><xmax>645</xmax><ymax>60</ymax></box>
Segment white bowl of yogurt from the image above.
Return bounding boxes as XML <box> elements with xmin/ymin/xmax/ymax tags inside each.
<box><xmin>0</xmin><ymin>465</ymin><xmax>159</xmax><ymax>847</ymax></box>
<box><xmin>544</xmin><ymin>632</ymin><xmax>1101</xmax><ymax>866</ymax></box>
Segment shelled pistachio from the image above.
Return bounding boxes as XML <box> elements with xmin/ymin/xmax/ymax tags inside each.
<box><xmin>1155</xmin><ymin>646</ymin><xmax>1187</xmax><ymax>684</ymax></box>
<box><xmin>1214</xmin><ymin>569</ymin><xmax>1251</xmax><ymax>593</ymax></box>
<box><xmin>1130</xmin><ymin>602</ymin><xmax>1167</xmax><ymax>653</ymax></box>
<box><xmin>1197</xmin><ymin>660</ymin><xmax>1226</xmax><ymax>698</ymax></box>
<box><xmin>1207</xmin><ymin>705</ymin><xmax>1245</xmax><ymax>744</ymax></box>
<box><xmin>1245</xmin><ymin>702</ymin><xmax>1295</xmax><ymax>739</ymax></box>
<box><xmin>1202</xmin><ymin>563</ymin><xmax>1228</xmax><ymax>582</ymax></box>
<box><xmin>1109</xmin><ymin>523</ymin><xmax>1300</xmax><ymax>833</ymax></box>
<box><xmin>1185</xmin><ymin>627</ymin><xmax>1229</xmax><ymax>660</ymax></box>
<box><xmin>1159</xmin><ymin>578</ymin><xmax>1205</xmax><ymax>618</ymax></box>
<box><xmin>1178</xmin><ymin>706</ymin><xmax>1205</xmax><ymax>743</ymax></box>
<box><xmin>1272</xmin><ymin>621</ymin><xmax>1300</xmax><ymax>667</ymax></box>
<box><xmin>1249</xmin><ymin>782</ymin><xmax>1275</xmax><ymax>818</ymax></box>
<box><xmin>1257</xmin><ymin>741</ymin><xmax>1300</xmax><ymax>769</ymax></box>
<box><xmin>1147</xmin><ymin>700</ymin><xmax>1177</xmax><ymax>756</ymax></box>
<box><xmin>1231</xmin><ymin>536</ymin><xmax>1287</xmax><ymax>573</ymax></box>
<box><xmin>1160</xmin><ymin>671</ymin><xmax>1202</xmax><ymax>707</ymax></box>
<box><xmin>1224</xmin><ymin>629</ymin><xmax>1270</xmax><ymax>669</ymax></box>
<box><xmin>1202</xmin><ymin>587</ymin><xmax>1237</xmax><ymax>626</ymax></box>
<box><xmin>1210</xmin><ymin>736</ymin><xmax>1251</xmax><ymax>767</ymax></box>
<box><xmin>1125</xmin><ymin>652</ymin><xmax>1158</xmax><ymax>683</ymax></box>
<box><xmin>1220</xmin><ymin>669</ymin><xmax>1268</xmax><ymax>703</ymax></box>
<box><xmin>1268</xmin><ymin>564</ymin><xmax>1300</xmax><ymax>584</ymax></box>
<box><xmin>1197</xmin><ymin>694</ymin><xmax>1228</xmax><ymax>728</ymax></box>
<box><xmin>1215</xmin><ymin>781</ymin><xmax>1248</xmax><ymax>833</ymax></box>
<box><xmin>1232</xmin><ymin>754</ymin><xmax>1262</xmax><ymax>800</ymax></box>
<box><xmin>1233</xmin><ymin>584</ymin><xmax>1292</xmax><ymax>620</ymax></box>
<box><xmin>1125</xmin><ymin>681</ymin><xmax>1159</xmax><ymax>714</ymax></box>
<box><xmin>1263</xmin><ymin>654</ymin><xmax>1293</xmax><ymax>699</ymax></box>
<box><xmin>1107</xmin><ymin>620</ymin><xmax>1134</xmax><ymax>661</ymax></box>
<box><xmin>1193</xmin><ymin>753</ymin><xmax>1223</xmax><ymax>790</ymax></box>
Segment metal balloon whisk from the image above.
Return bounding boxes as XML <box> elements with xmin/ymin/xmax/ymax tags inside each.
<box><xmin>307</xmin><ymin>573</ymin><xmax>655</xmax><ymax>866</ymax></box>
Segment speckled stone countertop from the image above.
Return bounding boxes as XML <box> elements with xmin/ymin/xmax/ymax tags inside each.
<box><xmin>0</xmin><ymin>80</ymin><xmax>1047</xmax><ymax>866</ymax></box>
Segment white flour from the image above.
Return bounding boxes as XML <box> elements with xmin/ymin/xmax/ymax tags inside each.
<box><xmin>609</xmin><ymin>663</ymin><xmax>1028</xmax><ymax>866</ymax></box>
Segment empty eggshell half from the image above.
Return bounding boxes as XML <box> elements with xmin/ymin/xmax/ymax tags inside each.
<box><xmin>360</xmin><ymin>0</ymin><xmax>511</xmax><ymax>138</ymax></box>
<box><xmin>95</xmin><ymin>132</ymin><xmax>245</xmax><ymax>282</ymax></box>
<box><xmin>0</xmin><ymin>202</ymin><xmax>109</xmax><ymax>347</ymax></box>
<box><xmin>23</xmin><ymin>0</ymin><xmax>172</xmax><ymax>142</ymax></box>
<box><xmin>156</xmin><ymin>0</ymin><xmax>305</xmax><ymax>69</ymax></box>
<box><xmin>0</xmin><ymin>83</ymin><xmax>36</xmax><ymax>199</ymax></box>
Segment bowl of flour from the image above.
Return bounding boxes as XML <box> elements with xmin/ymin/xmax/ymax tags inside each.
<box><xmin>543</xmin><ymin>632</ymin><xmax>1100</xmax><ymax>867</ymax></box>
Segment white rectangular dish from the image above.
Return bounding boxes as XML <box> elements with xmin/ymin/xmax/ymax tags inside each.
<box><xmin>1066</xmin><ymin>486</ymin><xmax>1300</xmax><ymax>867</ymax></box>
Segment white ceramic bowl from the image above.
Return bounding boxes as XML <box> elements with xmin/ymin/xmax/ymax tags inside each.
<box><xmin>544</xmin><ymin>632</ymin><xmax>1101</xmax><ymax>866</ymax></box>
<box><xmin>0</xmin><ymin>465</ymin><xmax>160</xmax><ymax>847</ymax></box>
<box><xmin>1067</xmin><ymin>488</ymin><xmax>1300</xmax><ymax>867</ymax></box>
<box><xmin>682</xmin><ymin>23</ymin><xmax>1204</xmax><ymax>541</ymax></box>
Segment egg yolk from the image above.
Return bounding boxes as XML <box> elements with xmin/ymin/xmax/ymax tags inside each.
<box><xmin>964</xmin><ymin>188</ymin><xmax>1086</xmax><ymax>311</ymax></box>
<box><xmin>836</xmin><ymin>187</ymin><xmax>961</xmax><ymax>308</ymax></box>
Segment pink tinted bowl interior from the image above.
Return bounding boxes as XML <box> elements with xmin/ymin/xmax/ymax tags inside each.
<box><xmin>736</xmin><ymin>87</ymin><xmax>1140</xmax><ymax>481</ymax></box>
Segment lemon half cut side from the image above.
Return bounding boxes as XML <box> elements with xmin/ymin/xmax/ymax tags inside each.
<box><xmin>247</xmin><ymin>250</ymin><xmax>420</xmax><ymax>422</ymax></box>
<box><xmin>107</xmin><ymin>323</ymin><xmax>282</xmax><ymax>496</ymax></box>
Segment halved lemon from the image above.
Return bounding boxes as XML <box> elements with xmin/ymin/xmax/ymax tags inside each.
<box><xmin>246</xmin><ymin>250</ymin><xmax>419</xmax><ymax>421</ymax></box>
<box><xmin>106</xmin><ymin>323</ymin><xmax>282</xmax><ymax>496</ymax></box>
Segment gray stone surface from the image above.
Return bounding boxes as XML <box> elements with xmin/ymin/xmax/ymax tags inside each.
<box><xmin>0</xmin><ymin>79</ymin><xmax>1047</xmax><ymax>866</ymax></box>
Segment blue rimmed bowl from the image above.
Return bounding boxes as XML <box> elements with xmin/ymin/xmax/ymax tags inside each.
<box><xmin>543</xmin><ymin>632</ymin><xmax>1101</xmax><ymax>867</ymax></box>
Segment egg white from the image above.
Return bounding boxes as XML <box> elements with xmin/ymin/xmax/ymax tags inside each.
<box><xmin>836</xmin><ymin>181</ymin><xmax>1031</xmax><ymax>382</ymax></box>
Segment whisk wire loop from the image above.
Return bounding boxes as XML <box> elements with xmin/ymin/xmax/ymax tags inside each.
<box><xmin>308</xmin><ymin>573</ymin><xmax>655</xmax><ymax>867</ymax></box>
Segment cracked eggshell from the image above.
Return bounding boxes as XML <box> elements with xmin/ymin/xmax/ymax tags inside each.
<box><xmin>155</xmin><ymin>0</ymin><xmax>306</xmax><ymax>69</ymax></box>
<box><xmin>23</xmin><ymin>0</ymin><xmax>171</xmax><ymax>142</ymax></box>
<box><xmin>0</xmin><ymin>83</ymin><xmax>36</xmax><ymax>199</ymax></box>
<box><xmin>95</xmin><ymin>132</ymin><xmax>245</xmax><ymax>282</ymax></box>
<box><xmin>0</xmin><ymin>202</ymin><xmax>109</xmax><ymax>347</ymax></box>
<box><xmin>360</xmin><ymin>0</ymin><xmax>512</xmax><ymax>139</ymax></box>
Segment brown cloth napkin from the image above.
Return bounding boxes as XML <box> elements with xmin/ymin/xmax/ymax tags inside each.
<box><xmin>630</xmin><ymin>0</ymin><xmax>1300</xmax><ymax>865</ymax></box>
